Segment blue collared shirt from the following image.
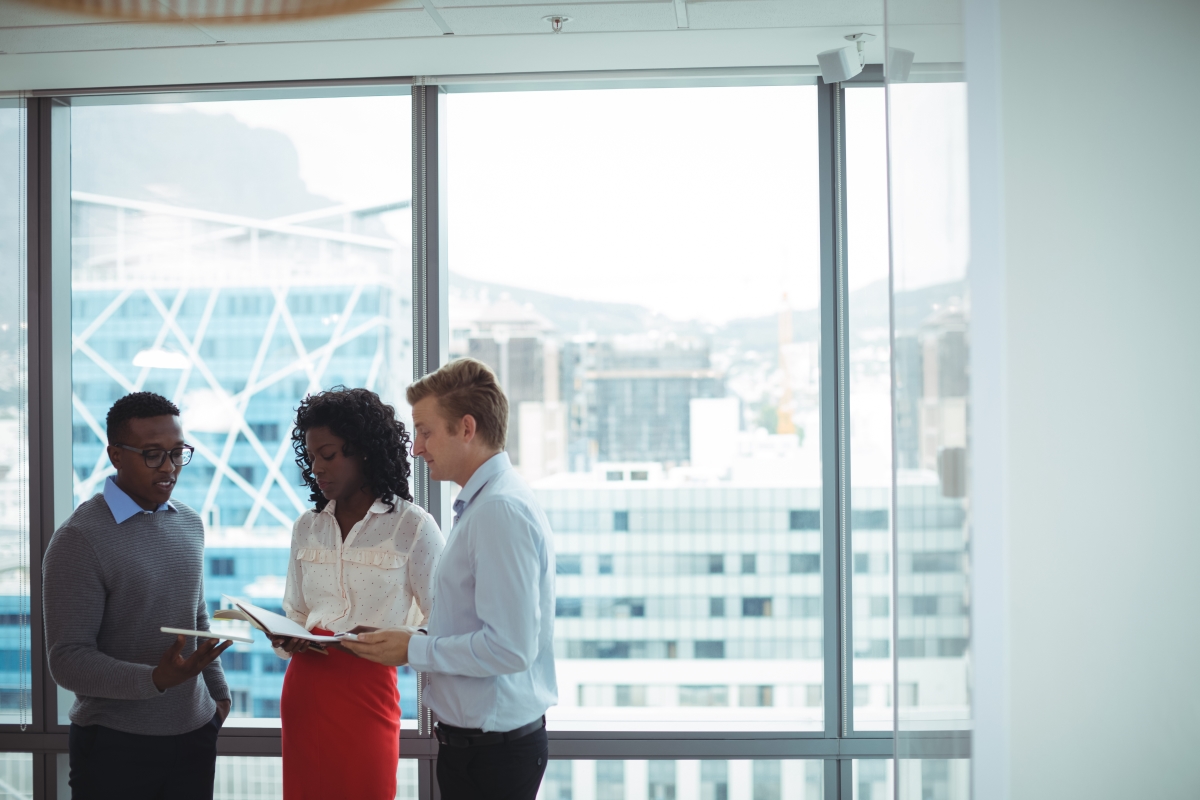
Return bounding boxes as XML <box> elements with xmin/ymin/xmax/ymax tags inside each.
<box><xmin>103</xmin><ymin>476</ymin><xmax>176</xmax><ymax>524</ymax></box>
<box><xmin>407</xmin><ymin>452</ymin><xmax>558</xmax><ymax>731</ymax></box>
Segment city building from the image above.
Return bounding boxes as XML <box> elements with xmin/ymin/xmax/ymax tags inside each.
<box><xmin>448</xmin><ymin>292</ymin><xmax>565</xmax><ymax>476</ymax></box>
<box><xmin>571</xmin><ymin>336</ymin><xmax>725</xmax><ymax>468</ymax></box>
<box><xmin>67</xmin><ymin>189</ymin><xmax>419</xmax><ymax>721</ymax></box>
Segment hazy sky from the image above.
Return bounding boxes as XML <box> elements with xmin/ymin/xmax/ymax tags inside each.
<box><xmin>194</xmin><ymin>96</ymin><xmax>409</xmax><ymax>210</ymax></box>
<box><xmin>191</xmin><ymin>83</ymin><xmax>967</xmax><ymax>324</ymax></box>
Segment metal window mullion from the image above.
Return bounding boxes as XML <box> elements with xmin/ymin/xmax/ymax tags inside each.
<box><xmin>412</xmin><ymin>81</ymin><xmax>430</xmax><ymax>748</ymax></box>
<box><xmin>411</xmin><ymin>81</ymin><xmax>449</xmax><ymax>523</ymax></box>
<box><xmin>840</xmin><ymin>757</ymin><xmax>854</xmax><ymax>800</ymax></box>
<box><xmin>411</xmin><ymin>81</ymin><xmax>448</xmax><ymax>788</ymax></box>
<box><xmin>412</xmin><ymin>82</ymin><xmax>430</xmax><ymax>513</ymax></box>
<box><xmin>883</xmin><ymin>39</ymin><xmax>904</xmax><ymax>792</ymax></box>
<box><xmin>818</xmin><ymin>78</ymin><xmax>853</xmax><ymax>742</ymax></box>
<box><xmin>36</xmin><ymin>751</ymin><xmax>55</xmax><ymax>800</ymax></box>
<box><xmin>23</xmin><ymin>96</ymin><xmax>42</xmax><ymax>741</ymax></box>
<box><xmin>28</xmin><ymin>96</ymin><xmax>74</xmax><ymax>742</ymax></box>
<box><xmin>833</xmin><ymin>82</ymin><xmax>856</xmax><ymax>740</ymax></box>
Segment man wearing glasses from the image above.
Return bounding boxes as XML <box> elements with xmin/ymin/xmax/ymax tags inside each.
<box><xmin>44</xmin><ymin>392</ymin><xmax>233</xmax><ymax>800</ymax></box>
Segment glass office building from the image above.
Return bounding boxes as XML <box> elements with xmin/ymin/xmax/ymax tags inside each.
<box><xmin>67</xmin><ymin>99</ymin><xmax>418</xmax><ymax>723</ymax></box>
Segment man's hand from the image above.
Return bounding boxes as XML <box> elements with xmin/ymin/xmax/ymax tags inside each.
<box><xmin>152</xmin><ymin>635</ymin><xmax>232</xmax><ymax>692</ymax></box>
<box><xmin>269</xmin><ymin>636</ymin><xmax>327</xmax><ymax>656</ymax></box>
<box><xmin>338</xmin><ymin>628</ymin><xmax>414</xmax><ymax>667</ymax></box>
<box><xmin>216</xmin><ymin>699</ymin><xmax>231</xmax><ymax>722</ymax></box>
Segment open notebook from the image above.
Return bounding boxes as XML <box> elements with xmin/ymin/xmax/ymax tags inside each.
<box><xmin>213</xmin><ymin>597</ymin><xmax>345</xmax><ymax>644</ymax></box>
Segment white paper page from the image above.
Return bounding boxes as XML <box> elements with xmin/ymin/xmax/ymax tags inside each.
<box><xmin>161</xmin><ymin>626</ymin><xmax>254</xmax><ymax>644</ymax></box>
<box><xmin>212</xmin><ymin>608</ymin><xmax>264</xmax><ymax>631</ymax></box>
<box><xmin>224</xmin><ymin>597</ymin><xmax>342</xmax><ymax>643</ymax></box>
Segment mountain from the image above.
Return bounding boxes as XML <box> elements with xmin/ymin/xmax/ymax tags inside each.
<box><xmin>450</xmin><ymin>272</ymin><xmax>711</xmax><ymax>340</ymax></box>
<box><xmin>71</xmin><ymin>105</ymin><xmax>334</xmax><ymax>220</ymax></box>
<box><xmin>451</xmin><ymin>270</ymin><xmax>967</xmax><ymax>358</ymax></box>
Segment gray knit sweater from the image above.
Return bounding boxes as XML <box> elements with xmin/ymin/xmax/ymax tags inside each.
<box><xmin>43</xmin><ymin>494</ymin><xmax>230</xmax><ymax>735</ymax></box>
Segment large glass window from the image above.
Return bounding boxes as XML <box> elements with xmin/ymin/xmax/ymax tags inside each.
<box><xmin>0</xmin><ymin>100</ymin><xmax>31</xmax><ymax>727</ymax></box>
<box><xmin>845</xmin><ymin>86</ymin><xmax>896</xmax><ymax>732</ymax></box>
<box><xmin>886</xmin><ymin>82</ymin><xmax>971</xmax><ymax>739</ymax></box>
<box><xmin>900</xmin><ymin>759</ymin><xmax>969</xmax><ymax>800</ymax></box>
<box><xmin>215</xmin><ymin>757</ymin><xmax>417</xmax><ymax>800</ymax></box>
<box><xmin>67</xmin><ymin>94</ymin><xmax>414</xmax><ymax>724</ymax></box>
<box><xmin>854</xmin><ymin>758</ymin><xmax>969</xmax><ymax>800</ymax></box>
<box><xmin>447</xmin><ymin>86</ymin><xmax>822</xmax><ymax>730</ymax></box>
<box><xmin>57</xmin><ymin>756</ymin><xmax>418</xmax><ymax>799</ymax></box>
<box><xmin>0</xmin><ymin>753</ymin><xmax>32</xmax><ymax>799</ymax></box>
<box><xmin>852</xmin><ymin>759</ymin><xmax>892</xmax><ymax>800</ymax></box>
<box><xmin>543</xmin><ymin>759</ymin><xmax>823</xmax><ymax>800</ymax></box>
<box><xmin>844</xmin><ymin>81</ymin><xmax>971</xmax><ymax>737</ymax></box>
<box><xmin>3</xmin><ymin>69</ymin><xmax>963</xmax><ymax>795</ymax></box>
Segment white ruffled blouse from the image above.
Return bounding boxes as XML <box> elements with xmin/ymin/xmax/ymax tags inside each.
<box><xmin>281</xmin><ymin>497</ymin><xmax>444</xmax><ymax>646</ymax></box>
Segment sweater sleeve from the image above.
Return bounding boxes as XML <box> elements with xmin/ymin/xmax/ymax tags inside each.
<box><xmin>43</xmin><ymin>525</ymin><xmax>163</xmax><ymax>701</ymax></box>
<box><xmin>197</xmin><ymin>590</ymin><xmax>230</xmax><ymax>702</ymax></box>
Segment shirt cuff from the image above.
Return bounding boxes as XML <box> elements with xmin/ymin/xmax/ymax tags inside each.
<box><xmin>407</xmin><ymin>632</ymin><xmax>431</xmax><ymax>671</ymax></box>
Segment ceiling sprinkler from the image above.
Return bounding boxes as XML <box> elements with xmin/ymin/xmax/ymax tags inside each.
<box><xmin>543</xmin><ymin>15</ymin><xmax>571</xmax><ymax>34</ymax></box>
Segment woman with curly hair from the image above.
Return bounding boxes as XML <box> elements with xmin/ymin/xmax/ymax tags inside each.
<box><xmin>271</xmin><ymin>387</ymin><xmax>444</xmax><ymax>800</ymax></box>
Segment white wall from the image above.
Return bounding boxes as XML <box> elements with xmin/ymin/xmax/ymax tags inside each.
<box><xmin>970</xmin><ymin>0</ymin><xmax>1200</xmax><ymax>797</ymax></box>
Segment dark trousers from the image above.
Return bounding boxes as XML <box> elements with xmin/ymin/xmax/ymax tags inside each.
<box><xmin>436</xmin><ymin>727</ymin><xmax>549</xmax><ymax>800</ymax></box>
<box><xmin>68</xmin><ymin>713</ymin><xmax>222</xmax><ymax>800</ymax></box>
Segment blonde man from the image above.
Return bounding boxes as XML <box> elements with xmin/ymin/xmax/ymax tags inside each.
<box><xmin>342</xmin><ymin>358</ymin><xmax>557</xmax><ymax>800</ymax></box>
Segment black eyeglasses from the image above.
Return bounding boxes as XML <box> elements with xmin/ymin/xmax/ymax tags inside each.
<box><xmin>113</xmin><ymin>443</ymin><xmax>195</xmax><ymax>468</ymax></box>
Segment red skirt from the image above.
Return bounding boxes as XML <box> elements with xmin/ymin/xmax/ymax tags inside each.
<box><xmin>280</xmin><ymin>629</ymin><xmax>400</xmax><ymax>800</ymax></box>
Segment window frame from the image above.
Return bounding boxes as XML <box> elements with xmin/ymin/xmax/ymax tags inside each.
<box><xmin>2</xmin><ymin>67</ymin><xmax>971</xmax><ymax>800</ymax></box>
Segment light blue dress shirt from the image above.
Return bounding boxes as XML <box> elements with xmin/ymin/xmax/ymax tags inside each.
<box><xmin>407</xmin><ymin>452</ymin><xmax>558</xmax><ymax>732</ymax></box>
<box><xmin>103</xmin><ymin>476</ymin><xmax>176</xmax><ymax>524</ymax></box>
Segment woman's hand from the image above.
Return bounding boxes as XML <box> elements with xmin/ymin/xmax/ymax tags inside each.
<box><xmin>270</xmin><ymin>636</ymin><xmax>327</xmax><ymax>656</ymax></box>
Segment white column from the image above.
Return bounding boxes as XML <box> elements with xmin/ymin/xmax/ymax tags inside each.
<box><xmin>781</xmin><ymin>760</ymin><xmax>806</xmax><ymax>800</ymax></box>
<box><xmin>728</xmin><ymin>760</ymin><xmax>753</xmax><ymax>800</ymax></box>
<box><xmin>676</xmin><ymin>760</ymin><xmax>701</xmax><ymax>800</ymax></box>
<box><xmin>625</xmin><ymin>759</ymin><xmax>648</xmax><ymax>800</ymax></box>
<box><xmin>574</xmin><ymin>760</ymin><xmax>596</xmax><ymax>800</ymax></box>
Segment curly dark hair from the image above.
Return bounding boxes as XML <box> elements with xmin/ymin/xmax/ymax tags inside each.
<box><xmin>106</xmin><ymin>391</ymin><xmax>180</xmax><ymax>444</ymax></box>
<box><xmin>292</xmin><ymin>386</ymin><xmax>413</xmax><ymax>512</ymax></box>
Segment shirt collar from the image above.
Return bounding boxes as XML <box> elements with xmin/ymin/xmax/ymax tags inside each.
<box><xmin>103</xmin><ymin>476</ymin><xmax>176</xmax><ymax>524</ymax></box>
<box><xmin>454</xmin><ymin>452</ymin><xmax>511</xmax><ymax>516</ymax></box>
<box><xmin>319</xmin><ymin>498</ymin><xmax>393</xmax><ymax>517</ymax></box>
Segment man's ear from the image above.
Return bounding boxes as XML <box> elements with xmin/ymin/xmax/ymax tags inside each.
<box><xmin>460</xmin><ymin>414</ymin><xmax>478</xmax><ymax>444</ymax></box>
<box><xmin>106</xmin><ymin>445</ymin><xmax>122</xmax><ymax>471</ymax></box>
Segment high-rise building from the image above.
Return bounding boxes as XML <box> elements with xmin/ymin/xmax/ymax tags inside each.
<box><xmin>915</xmin><ymin>305</ymin><xmax>969</xmax><ymax>497</ymax></box>
<box><xmin>67</xmin><ymin>191</ymin><xmax>418</xmax><ymax>721</ymax></box>
<box><xmin>529</xmin><ymin>460</ymin><xmax>968</xmax><ymax>733</ymax></box>
<box><xmin>449</xmin><ymin>293</ymin><xmax>566</xmax><ymax>477</ymax></box>
<box><xmin>562</xmin><ymin>337</ymin><xmax>725</xmax><ymax>469</ymax></box>
<box><xmin>893</xmin><ymin>334</ymin><xmax>924</xmax><ymax>470</ymax></box>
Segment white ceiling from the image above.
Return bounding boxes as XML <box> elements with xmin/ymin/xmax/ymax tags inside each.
<box><xmin>0</xmin><ymin>0</ymin><xmax>963</xmax><ymax>91</ymax></box>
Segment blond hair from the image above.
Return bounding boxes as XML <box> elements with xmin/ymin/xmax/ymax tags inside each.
<box><xmin>406</xmin><ymin>358</ymin><xmax>509</xmax><ymax>450</ymax></box>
